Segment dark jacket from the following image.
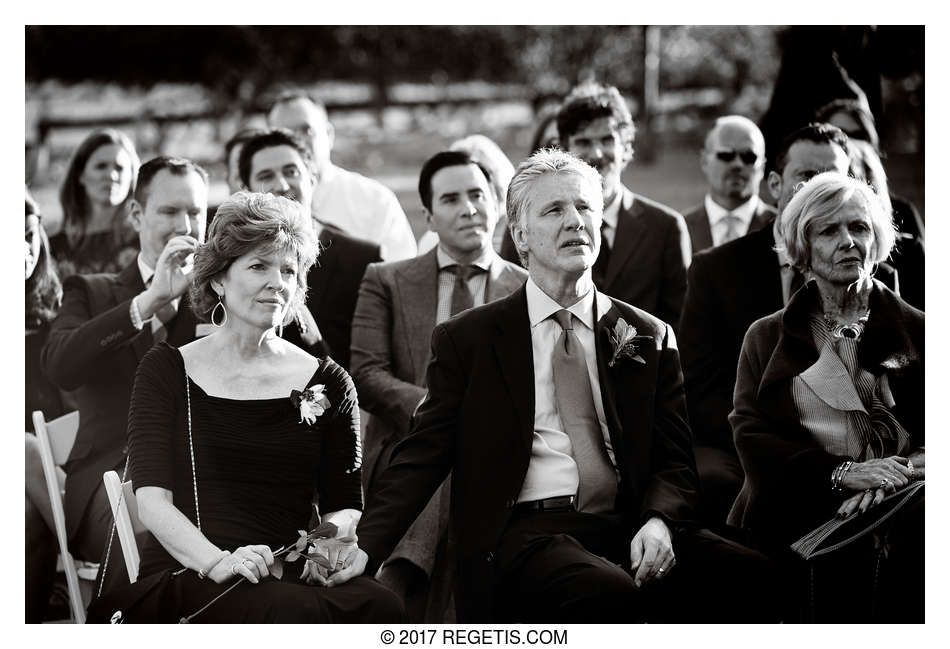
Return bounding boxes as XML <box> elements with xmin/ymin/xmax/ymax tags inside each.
<box><xmin>357</xmin><ymin>286</ymin><xmax>699</xmax><ymax>621</ymax></box>
<box><xmin>727</xmin><ymin>279</ymin><xmax>924</xmax><ymax>545</ymax></box>
<box><xmin>682</xmin><ymin>198</ymin><xmax>775</xmax><ymax>255</ymax></box>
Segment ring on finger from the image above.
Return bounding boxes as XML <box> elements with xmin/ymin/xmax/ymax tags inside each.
<box><xmin>231</xmin><ymin>564</ymin><xmax>241</xmax><ymax>575</ymax></box>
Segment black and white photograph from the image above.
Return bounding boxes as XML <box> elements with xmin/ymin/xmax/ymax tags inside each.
<box><xmin>21</xmin><ymin>21</ymin><xmax>930</xmax><ymax>634</ymax></box>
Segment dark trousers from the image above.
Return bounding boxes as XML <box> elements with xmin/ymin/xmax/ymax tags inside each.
<box><xmin>493</xmin><ymin>509</ymin><xmax>782</xmax><ymax>623</ymax></box>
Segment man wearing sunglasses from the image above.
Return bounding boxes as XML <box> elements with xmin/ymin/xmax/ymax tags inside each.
<box><xmin>684</xmin><ymin>116</ymin><xmax>775</xmax><ymax>254</ymax></box>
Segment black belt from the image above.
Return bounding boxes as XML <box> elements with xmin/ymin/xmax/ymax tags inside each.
<box><xmin>514</xmin><ymin>495</ymin><xmax>576</xmax><ymax>513</ymax></box>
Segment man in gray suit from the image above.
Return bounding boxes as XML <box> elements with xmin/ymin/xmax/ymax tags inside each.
<box><xmin>350</xmin><ymin>150</ymin><xmax>527</xmax><ymax>621</ymax></box>
<box><xmin>683</xmin><ymin>116</ymin><xmax>776</xmax><ymax>254</ymax></box>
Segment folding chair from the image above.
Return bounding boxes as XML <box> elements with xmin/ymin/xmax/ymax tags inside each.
<box><xmin>102</xmin><ymin>470</ymin><xmax>141</xmax><ymax>583</ymax></box>
<box><xmin>32</xmin><ymin>410</ymin><xmax>97</xmax><ymax>624</ymax></box>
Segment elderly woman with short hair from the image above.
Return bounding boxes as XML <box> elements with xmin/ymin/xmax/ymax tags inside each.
<box><xmin>728</xmin><ymin>172</ymin><xmax>923</xmax><ymax>622</ymax></box>
<box><xmin>115</xmin><ymin>192</ymin><xmax>402</xmax><ymax>622</ymax></box>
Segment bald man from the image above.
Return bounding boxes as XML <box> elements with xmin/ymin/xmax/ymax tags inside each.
<box><xmin>683</xmin><ymin>116</ymin><xmax>776</xmax><ymax>254</ymax></box>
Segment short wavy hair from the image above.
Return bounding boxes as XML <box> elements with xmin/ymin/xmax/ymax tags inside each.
<box><xmin>777</xmin><ymin>171</ymin><xmax>896</xmax><ymax>273</ymax></box>
<box><xmin>556</xmin><ymin>82</ymin><xmax>635</xmax><ymax>155</ymax></box>
<box><xmin>190</xmin><ymin>192</ymin><xmax>318</xmax><ymax>323</ymax></box>
<box><xmin>506</xmin><ymin>148</ymin><xmax>603</xmax><ymax>268</ymax></box>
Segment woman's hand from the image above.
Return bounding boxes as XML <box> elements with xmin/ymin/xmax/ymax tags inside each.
<box><xmin>325</xmin><ymin>547</ymin><xmax>369</xmax><ymax>588</ymax></box>
<box><xmin>837</xmin><ymin>487</ymin><xmax>887</xmax><ymax>518</ymax></box>
<box><xmin>207</xmin><ymin>545</ymin><xmax>274</xmax><ymax>584</ymax></box>
<box><xmin>840</xmin><ymin>456</ymin><xmax>912</xmax><ymax>492</ymax></box>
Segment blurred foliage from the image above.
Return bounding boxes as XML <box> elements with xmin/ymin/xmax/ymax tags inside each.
<box><xmin>27</xmin><ymin>26</ymin><xmax>783</xmax><ymax>103</ymax></box>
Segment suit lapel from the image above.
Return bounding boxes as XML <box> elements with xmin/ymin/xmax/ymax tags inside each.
<box><xmin>308</xmin><ymin>228</ymin><xmax>337</xmax><ymax>318</ymax></box>
<box><xmin>486</xmin><ymin>256</ymin><xmax>527</xmax><ymax>302</ymax></box>
<box><xmin>692</xmin><ymin>205</ymin><xmax>714</xmax><ymax>252</ymax></box>
<box><xmin>750</xmin><ymin>201</ymin><xmax>775</xmax><ymax>234</ymax></box>
<box><xmin>395</xmin><ymin>248</ymin><xmax>440</xmax><ymax>382</ymax></box>
<box><xmin>491</xmin><ymin>288</ymin><xmax>536</xmax><ymax>454</ymax></box>
<box><xmin>604</xmin><ymin>188</ymin><xmax>648</xmax><ymax>290</ymax></box>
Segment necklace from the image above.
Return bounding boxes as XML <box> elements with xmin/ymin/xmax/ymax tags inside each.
<box><xmin>822</xmin><ymin>311</ymin><xmax>869</xmax><ymax>339</ymax></box>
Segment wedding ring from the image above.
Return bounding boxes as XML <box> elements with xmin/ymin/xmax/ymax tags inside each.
<box><xmin>658</xmin><ymin>568</ymin><xmax>665</xmax><ymax>573</ymax></box>
<box><xmin>880</xmin><ymin>479</ymin><xmax>888</xmax><ymax>488</ymax></box>
<box><xmin>908</xmin><ymin>460</ymin><xmax>915</xmax><ymax>478</ymax></box>
<box><xmin>231</xmin><ymin>564</ymin><xmax>240</xmax><ymax>575</ymax></box>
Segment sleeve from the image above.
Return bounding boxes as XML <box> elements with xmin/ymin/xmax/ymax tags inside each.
<box><xmin>127</xmin><ymin>345</ymin><xmax>182</xmax><ymax>492</ymax></box>
<box><xmin>356</xmin><ymin>322</ymin><xmax>459</xmax><ymax>573</ymax></box>
<box><xmin>640</xmin><ymin>323</ymin><xmax>701</xmax><ymax>526</ymax></box>
<box><xmin>678</xmin><ymin>253</ymin><xmax>736</xmax><ymax>450</ymax></box>
<box><xmin>317</xmin><ymin>362</ymin><xmax>364</xmax><ymax>514</ymax></box>
<box><xmin>349</xmin><ymin>264</ymin><xmax>427</xmax><ymax>437</ymax></box>
<box><xmin>41</xmin><ymin>274</ymin><xmax>147</xmax><ymax>390</ymax></box>
<box><xmin>729</xmin><ymin>323</ymin><xmax>845</xmax><ymax>516</ymax></box>
<box><xmin>379</xmin><ymin>190</ymin><xmax>417</xmax><ymax>261</ymax></box>
<box><xmin>656</xmin><ymin>212</ymin><xmax>691</xmax><ymax>331</ymax></box>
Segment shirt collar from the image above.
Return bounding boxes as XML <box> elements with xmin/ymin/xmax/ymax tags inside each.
<box><xmin>436</xmin><ymin>244</ymin><xmax>494</xmax><ymax>272</ymax></box>
<box><xmin>704</xmin><ymin>193</ymin><xmax>759</xmax><ymax>227</ymax></box>
<box><xmin>137</xmin><ymin>252</ymin><xmax>155</xmax><ymax>286</ymax></box>
<box><xmin>526</xmin><ymin>277</ymin><xmax>598</xmax><ymax>331</ymax></box>
<box><xmin>602</xmin><ymin>190</ymin><xmax>622</xmax><ymax>232</ymax></box>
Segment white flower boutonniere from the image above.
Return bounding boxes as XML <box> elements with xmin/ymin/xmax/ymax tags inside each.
<box><xmin>607</xmin><ymin>317</ymin><xmax>646</xmax><ymax>367</ymax></box>
<box><xmin>290</xmin><ymin>385</ymin><xmax>331</xmax><ymax>425</ymax></box>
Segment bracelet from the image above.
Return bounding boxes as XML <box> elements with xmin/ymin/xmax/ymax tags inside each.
<box><xmin>831</xmin><ymin>460</ymin><xmax>853</xmax><ymax>491</ymax></box>
<box><xmin>197</xmin><ymin>550</ymin><xmax>231</xmax><ymax>579</ymax></box>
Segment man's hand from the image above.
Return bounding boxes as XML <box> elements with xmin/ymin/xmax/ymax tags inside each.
<box><xmin>324</xmin><ymin>547</ymin><xmax>369</xmax><ymax>588</ymax></box>
<box><xmin>629</xmin><ymin>516</ymin><xmax>675</xmax><ymax>588</ymax></box>
<box><xmin>139</xmin><ymin>235</ymin><xmax>200</xmax><ymax>318</ymax></box>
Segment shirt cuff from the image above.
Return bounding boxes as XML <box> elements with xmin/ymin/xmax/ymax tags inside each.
<box><xmin>130</xmin><ymin>294</ymin><xmax>147</xmax><ymax>331</ymax></box>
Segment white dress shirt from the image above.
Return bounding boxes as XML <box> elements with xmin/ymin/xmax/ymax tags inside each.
<box><xmin>311</xmin><ymin>162</ymin><xmax>417</xmax><ymax>261</ymax></box>
<box><xmin>518</xmin><ymin>278</ymin><xmax>617</xmax><ymax>503</ymax></box>
<box><xmin>704</xmin><ymin>193</ymin><xmax>760</xmax><ymax>247</ymax></box>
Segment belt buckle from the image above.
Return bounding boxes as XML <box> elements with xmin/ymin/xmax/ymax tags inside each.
<box><xmin>540</xmin><ymin>495</ymin><xmax>575</xmax><ymax>511</ymax></box>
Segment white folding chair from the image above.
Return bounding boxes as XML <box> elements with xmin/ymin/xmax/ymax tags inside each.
<box><xmin>102</xmin><ymin>470</ymin><xmax>141</xmax><ymax>583</ymax></box>
<box><xmin>32</xmin><ymin>410</ymin><xmax>97</xmax><ymax>624</ymax></box>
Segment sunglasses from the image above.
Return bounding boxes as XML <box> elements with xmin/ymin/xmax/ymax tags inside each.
<box><xmin>714</xmin><ymin>150</ymin><xmax>758</xmax><ymax>165</ymax></box>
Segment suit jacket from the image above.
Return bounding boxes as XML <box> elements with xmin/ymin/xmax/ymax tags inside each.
<box><xmin>499</xmin><ymin>187</ymin><xmax>691</xmax><ymax>329</ymax></box>
<box><xmin>727</xmin><ymin>280</ymin><xmax>924</xmax><ymax>546</ymax></box>
<box><xmin>40</xmin><ymin>261</ymin><xmax>198</xmax><ymax>544</ymax></box>
<box><xmin>356</xmin><ymin>286</ymin><xmax>699</xmax><ymax>621</ymax></box>
<box><xmin>678</xmin><ymin>222</ymin><xmax>900</xmax><ymax>455</ymax></box>
<box><xmin>351</xmin><ymin>247</ymin><xmax>528</xmax><ymax>492</ymax></box>
<box><xmin>682</xmin><ymin>198</ymin><xmax>775</xmax><ymax>255</ymax></box>
<box><xmin>283</xmin><ymin>222</ymin><xmax>382</xmax><ymax>370</ymax></box>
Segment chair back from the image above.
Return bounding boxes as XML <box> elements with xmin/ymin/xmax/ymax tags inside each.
<box><xmin>32</xmin><ymin>409</ymin><xmax>87</xmax><ymax>623</ymax></box>
<box><xmin>102</xmin><ymin>470</ymin><xmax>141</xmax><ymax>583</ymax></box>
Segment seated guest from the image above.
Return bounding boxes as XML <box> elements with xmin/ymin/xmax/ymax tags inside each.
<box><xmin>503</xmin><ymin>82</ymin><xmax>691</xmax><ymax>329</ymax></box>
<box><xmin>348</xmin><ymin>149</ymin><xmax>779</xmax><ymax>623</ymax></box>
<box><xmin>120</xmin><ymin>192</ymin><xmax>402</xmax><ymax>622</ymax></box>
<box><xmin>267</xmin><ymin>91</ymin><xmax>416</xmax><ymax>261</ymax></box>
<box><xmin>683</xmin><ymin>116</ymin><xmax>775</xmax><ymax>254</ymax></box>
<box><xmin>351</xmin><ymin>151</ymin><xmax>527</xmax><ymax>621</ymax></box>
<box><xmin>41</xmin><ymin>156</ymin><xmax>210</xmax><ymax>591</ymax></box>
<box><xmin>51</xmin><ymin>128</ymin><xmax>141</xmax><ymax>278</ymax></box>
<box><xmin>238</xmin><ymin>128</ymin><xmax>381</xmax><ymax>369</ymax></box>
<box><xmin>25</xmin><ymin>190</ymin><xmax>65</xmax><ymax>622</ymax></box>
<box><xmin>417</xmin><ymin>135</ymin><xmax>515</xmax><ymax>255</ymax></box>
<box><xmin>729</xmin><ymin>172</ymin><xmax>923</xmax><ymax>622</ymax></box>
<box><xmin>847</xmin><ymin>138</ymin><xmax>924</xmax><ymax>310</ymax></box>
<box><xmin>678</xmin><ymin>123</ymin><xmax>884</xmax><ymax>526</ymax></box>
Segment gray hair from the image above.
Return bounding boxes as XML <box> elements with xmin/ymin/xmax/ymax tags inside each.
<box><xmin>506</xmin><ymin>148</ymin><xmax>603</xmax><ymax>267</ymax></box>
<box><xmin>777</xmin><ymin>171</ymin><xmax>896</xmax><ymax>273</ymax></box>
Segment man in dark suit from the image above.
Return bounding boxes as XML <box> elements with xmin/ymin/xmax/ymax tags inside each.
<box><xmin>238</xmin><ymin>129</ymin><xmax>381</xmax><ymax>370</ymax></box>
<box><xmin>683</xmin><ymin>115</ymin><xmax>775</xmax><ymax>254</ymax></box>
<box><xmin>679</xmin><ymin>123</ymin><xmax>901</xmax><ymax>526</ymax></box>
<box><xmin>501</xmin><ymin>82</ymin><xmax>690</xmax><ymax>329</ymax></box>
<box><xmin>41</xmin><ymin>156</ymin><xmax>210</xmax><ymax>587</ymax></box>
<box><xmin>351</xmin><ymin>151</ymin><xmax>527</xmax><ymax>621</ymax></box>
<box><xmin>341</xmin><ymin>149</ymin><xmax>778</xmax><ymax>623</ymax></box>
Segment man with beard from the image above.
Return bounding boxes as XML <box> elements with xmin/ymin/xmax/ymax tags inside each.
<box><xmin>503</xmin><ymin>82</ymin><xmax>691</xmax><ymax>329</ymax></box>
<box><xmin>683</xmin><ymin>116</ymin><xmax>775</xmax><ymax>254</ymax></box>
<box><xmin>239</xmin><ymin>129</ymin><xmax>381</xmax><ymax>370</ymax></box>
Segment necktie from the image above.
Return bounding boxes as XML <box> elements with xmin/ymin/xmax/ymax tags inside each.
<box><xmin>592</xmin><ymin>222</ymin><xmax>610</xmax><ymax>287</ymax></box>
<box><xmin>722</xmin><ymin>214</ymin><xmax>743</xmax><ymax>244</ymax></box>
<box><xmin>449</xmin><ymin>264</ymin><xmax>478</xmax><ymax>316</ymax></box>
<box><xmin>146</xmin><ymin>276</ymin><xmax>178</xmax><ymax>344</ymax></box>
<box><xmin>550</xmin><ymin>309</ymin><xmax>617</xmax><ymax>513</ymax></box>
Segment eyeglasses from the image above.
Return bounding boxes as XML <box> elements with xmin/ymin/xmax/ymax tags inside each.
<box><xmin>714</xmin><ymin>150</ymin><xmax>759</xmax><ymax>165</ymax></box>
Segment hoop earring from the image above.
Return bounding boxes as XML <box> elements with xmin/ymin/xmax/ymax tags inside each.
<box><xmin>211</xmin><ymin>295</ymin><xmax>228</xmax><ymax>328</ymax></box>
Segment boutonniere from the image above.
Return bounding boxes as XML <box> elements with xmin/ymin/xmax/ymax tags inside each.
<box><xmin>290</xmin><ymin>385</ymin><xmax>331</xmax><ymax>425</ymax></box>
<box><xmin>606</xmin><ymin>317</ymin><xmax>646</xmax><ymax>367</ymax></box>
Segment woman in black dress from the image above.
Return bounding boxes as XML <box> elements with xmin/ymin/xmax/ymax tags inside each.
<box><xmin>125</xmin><ymin>192</ymin><xmax>402</xmax><ymax>622</ymax></box>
